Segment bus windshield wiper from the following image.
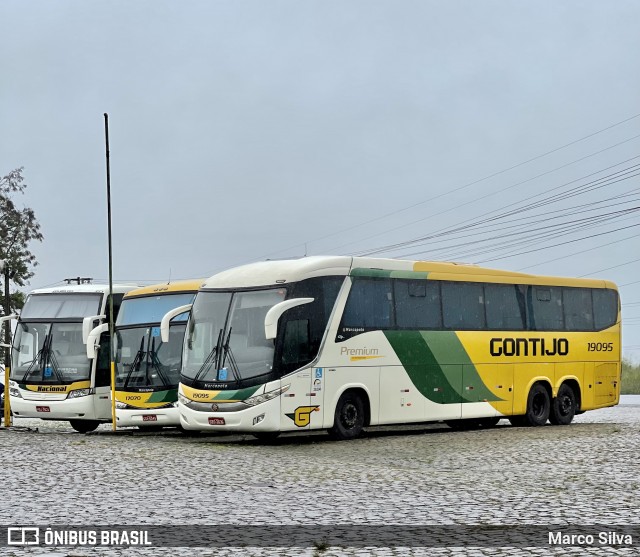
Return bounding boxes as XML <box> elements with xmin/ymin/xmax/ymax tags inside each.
<box><xmin>193</xmin><ymin>328</ymin><xmax>223</xmax><ymax>383</ymax></box>
<box><xmin>123</xmin><ymin>336</ymin><xmax>146</xmax><ymax>388</ymax></box>
<box><xmin>45</xmin><ymin>337</ymin><xmax>65</xmax><ymax>382</ymax></box>
<box><xmin>22</xmin><ymin>330</ymin><xmax>50</xmax><ymax>381</ymax></box>
<box><xmin>218</xmin><ymin>327</ymin><xmax>241</xmax><ymax>384</ymax></box>
<box><xmin>22</xmin><ymin>329</ymin><xmax>61</xmax><ymax>382</ymax></box>
<box><xmin>148</xmin><ymin>337</ymin><xmax>170</xmax><ymax>387</ymax></box>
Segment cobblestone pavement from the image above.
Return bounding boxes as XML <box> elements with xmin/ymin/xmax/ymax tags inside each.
<box><xmin>1</xmin><ymin>397</ymin><xmax>639</xmax><ymax>557</ymax></box>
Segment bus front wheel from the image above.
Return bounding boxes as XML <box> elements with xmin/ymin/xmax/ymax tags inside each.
<box><xmin>69</xmin><ymin>420</ymin><xmax>100</xmax><ymax>433</ymax></box>
<box><xmin>329</xmin><ymin>392</ymin><xmax>365</xmax><ymax>440</ymax></box>
<box><xmin>549</xmin><ymin>384</ymin><xmax>576</xmax><ymax>426</ymax></box>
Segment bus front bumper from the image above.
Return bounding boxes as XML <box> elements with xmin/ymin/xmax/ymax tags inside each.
<box><xmin>178</xmin><ymin>398</ymin><xmax>280</xmax><ymax>433</ymax></box>
<box><xmin>116</xmin><ymin>406</ymin><xmax>180</xmax><ymax>428</ymax></box>
<box><xmin>10</xmin><ymin>395</ymin><xmax>101</xmax><ymax>421</ymax></box>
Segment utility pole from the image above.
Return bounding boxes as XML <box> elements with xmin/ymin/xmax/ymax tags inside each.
<box><xmin>104</xmin><ymin>113</ymin><xmax>116</xmax><ymax>431</ymax></box>
<box><xmin>1</xmin><ymin>259</ymin><xmax>14</xmax><ymax>426</ymax></box>
<box><xmin>1</xmin><ymin>259</ymin><xmax>9</xmax><ymax>367</ymax></box>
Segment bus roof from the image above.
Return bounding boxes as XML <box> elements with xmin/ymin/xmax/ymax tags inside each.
<box><xmin>28</xmin><ymin>284</ymin><xmax>141</xmax><ymax>296</ymax></box>
<box><xmin>201</xmin><ymin>256</ymin><xmax>616</xmax><ymax>290</ymax></box>
<box><xmin>123</xmin><ymin>279</ymin><xmax>205</xmax><ymax>299</ymax></box>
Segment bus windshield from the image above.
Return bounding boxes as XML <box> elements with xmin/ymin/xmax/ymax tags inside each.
<box><xmin>11</xmin><ymin>322</ymin><xmax>92</xmax><ymax>383</ymax></box>
<box><xmin>20</xmin><ymin>293</ymin><xmax>102</xmax><ymax>319</ymax></box>
<box><xmin>115</xmin><ymin>324</ymin><xmax>186</xmax><ymax>389</ymax></box>
<box><xmin>182</xmin><ymin>288</ymin><xmax>287</xmax><ymax>386</ymax></box>
<box><xmin>116</xmin><ymin>293</ymin><xmax>195</xmax><ymax>326</ymax></box>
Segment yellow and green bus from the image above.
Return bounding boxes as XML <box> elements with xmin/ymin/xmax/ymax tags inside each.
<box><xmin>112</xmin><ymin>279</ymin><xmax>202</xmax><ymax>429</ymax></box>
<box><xmin>172</xmin><ymin>256</ymin><xmax>620</xmax><ymax>439</ymax></box>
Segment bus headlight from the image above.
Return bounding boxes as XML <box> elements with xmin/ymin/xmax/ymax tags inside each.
<box><xmin>244</xmin><ymin>384</ymin><xmax>290</xmax><ymax>407</ymax></box>
<box><xmin>9</xmin><ymin>387</ymin><xmax>22</xmax><ymax>398</ymax></box>
<box><xmin>115</xmin><ymin>401</ymin><xmax>127</xmax><ymax>409</ymax></box>
<box><xmin>67</xmin><ymin>388</ymin><xmax>94</xmax><ymax>399</ymax></box>
<box><xmin>178</xmin><ymin>393</ymin><xmax>190</xmax><ymax>406</ymax></box>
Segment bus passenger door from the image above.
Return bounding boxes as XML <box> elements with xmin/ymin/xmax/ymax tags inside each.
<box><xmin>278</xmin><ymin>318</ymin><xmax>323</xmax><ymax>431</ymax></box>
<box><xmin>280</xmin><ymin>367</ymin><xmax>323</xmax><ymax>431</ymax></box>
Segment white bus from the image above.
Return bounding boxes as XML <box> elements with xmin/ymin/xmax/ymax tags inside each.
<box><xmin>9</xmin><ymin>283</ymin><xmax>138</xmax><ymax>432</ymax></box>
<box><xmin>112</xmin><ymin>280</ymin><xmax>201</xmax><ymax>429</ymax></box>
<box><xmin>172</xmin><ymin>256</ymin><xmax>620</xmax><ymax>439</ymax></box>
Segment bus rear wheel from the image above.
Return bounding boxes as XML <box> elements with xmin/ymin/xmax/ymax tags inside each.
<box><xmin>524</xmin><ymin>383</ymin><xmax>551</xmax><ymax>426</ymax></box>
<box><xmin>69</xmin><ymin>420</ymin><xmax>100</xmax><ymax>433</ymax></box>
<box><xmin>329</xmin><ymin>391</ymin><xmax>365</xmax><ymax>440</ymax></box>
<box><xmin>549</xmin><ymin>384</ymin><xmax>576</xmax><ymax>426</ymax></box>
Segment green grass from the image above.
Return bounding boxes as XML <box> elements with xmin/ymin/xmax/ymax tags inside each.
<box><xmin>621</xmin><ymin>358</ymin><xmax>640</xmax><ymax>394</ymax></box>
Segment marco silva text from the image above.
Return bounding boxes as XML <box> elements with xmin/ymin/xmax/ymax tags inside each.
<box><xmin>548</xmin><ymin>531</ymin><xmax>634</xmax><ymax>546</ymax></box>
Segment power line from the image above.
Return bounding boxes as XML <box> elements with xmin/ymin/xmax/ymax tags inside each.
<box><xmin>578</xmin><ymin>257</ymin><xmax>640</xmax><ymax>278</ymax></box>
<box><xmin>518</xmin><ymin>231</ymin><xmax>640</xmax><ymax>271</ymax></box>
<box><xmin>259</xmin><ymin>113</ymin><xmax>640</xmax><ymax>259</ymax></box>
<box><xmin>356</xmin><ymin>161</ymin><xmax>640</xmax><ymax>257</ymax></box>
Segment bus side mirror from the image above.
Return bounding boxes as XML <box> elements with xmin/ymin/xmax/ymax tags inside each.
<box><xmin>86</xmin><ymin>323</ymin><xmax>109</xmax><ymax>359</ymax></box>
<box><xmin>160</xmin><ymin>304</ymin><xmax>192</xmax><ymax>343</ymax></box>
<box><xmin>264</xmin><ymin>298</ymin><xmax>314</xmax><ymax>341</ymax></box>
<box><xmin>82</xmin><ymin>315</ymin><xmax>105</xmax><ymax>344</ymax></box>
<box><xmin>0</xmin><ymin>314</ymin><xmax>17</xmax><ymax>348</ymax></box>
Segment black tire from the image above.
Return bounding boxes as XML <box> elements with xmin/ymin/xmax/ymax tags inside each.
<box><xmin>524</xmin><ymin>383</ymin><xmax>551</xmax><ymax>426</ymax></box>
<box><xmin>329</xmin><ymin>391</ymin><xmax>365</xmax><ymax>440</ymax></box>
<box><xmin>549</xmin><ymin>384</ymin><xmax>576</xmax><ymax>426</ymax></box>
<box><xmin>69</xmin><ymin>419</ymin><xmax>100</xmax><ymax>433</ymax></box>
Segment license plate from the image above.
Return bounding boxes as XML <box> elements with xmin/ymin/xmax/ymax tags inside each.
<box><xmin>142</xmin><ymin>415</ymin><xmax>158</xmax><ymax>422</ymax></box>
<box><xmin>36</xmin><ymin>406</ymin><xmax>50</xmax><ymax>412</ymax></box>
<box><xmin>208</xmin><ymin>417</ymin><xmax>225</xmax><ymax>425</ymax></box>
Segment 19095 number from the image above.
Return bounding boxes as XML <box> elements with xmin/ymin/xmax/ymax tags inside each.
<box><xmin>587</xmin><ymin>342</ymin><xmax>614</xmax><ymax>352</ymax></box>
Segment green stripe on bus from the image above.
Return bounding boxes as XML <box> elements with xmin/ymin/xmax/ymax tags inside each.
<box><xmin>148</xmin><ymin>389</ymin><xmax>178</xmax><ymax>403</ymax></box>
<box><xmin>421</xmin><ymin>331</ymin><xmax>502</xmax><ymax>402</ymax></box>
<box><xmin>383</xmin><ymin>330</ymin><xmax>501</xmax><ymax>403</ymax></box>
<box><xmin>383</xmin><ymin>330</ymin><xmax>466</xmax><ymax>403</ymax></box>
<box><xmin>350</xmin><ymin>268</ymin><xmax>430</xmax><ymax>279</ymax></box>
<box><xmin>212</xmin><ymin>386</ymin><xmax>260</xmax><ymax>401</ymax></box>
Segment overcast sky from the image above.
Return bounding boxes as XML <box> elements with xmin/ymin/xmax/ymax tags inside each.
<box><xmin>1</xmin><ymin>0</ymin><xmax>639</xmax><ymax>360</ymax></box>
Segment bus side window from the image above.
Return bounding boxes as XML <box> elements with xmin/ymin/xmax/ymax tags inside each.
<box><xmin>394</xmin><ymin>279</ymin><xmax>442</xmax><ymax>329</ymax></box>
<box><xmin>281</xmin><ymin>319</ymin><xmax>310</xmax><ymax>372</ymax></box>
<box><xmin>340</xmin><ymin>278</ymin><xmax>392</xmax><ymax>335</ymax></box>
<box><xmin>95</xmin><ymin>333</ymin><xmax>111</xmax><ymax>387</ymax></box>
<box><xmin>529</xmin><ymin>286</ymin><xmax>564</xmax><ymax>331</ymax></box>
<box><xmin>441</xmin><ymin>282</ymin><xmax>485</xmax><ymax>330</ymax></box>
<box><xmin>563</xmin><ymin>287</ymin><xmax>594</xmax><ymax>331</ymax></box>
<box><xmin>485</xmin><ymin>284</ymin><xmax>525</xmax><ymax>330</ymax></box>
<box><xmin>593</xmin><ymin>289</ymin><xmax>618</xmax><ymax>330</ymax></box>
